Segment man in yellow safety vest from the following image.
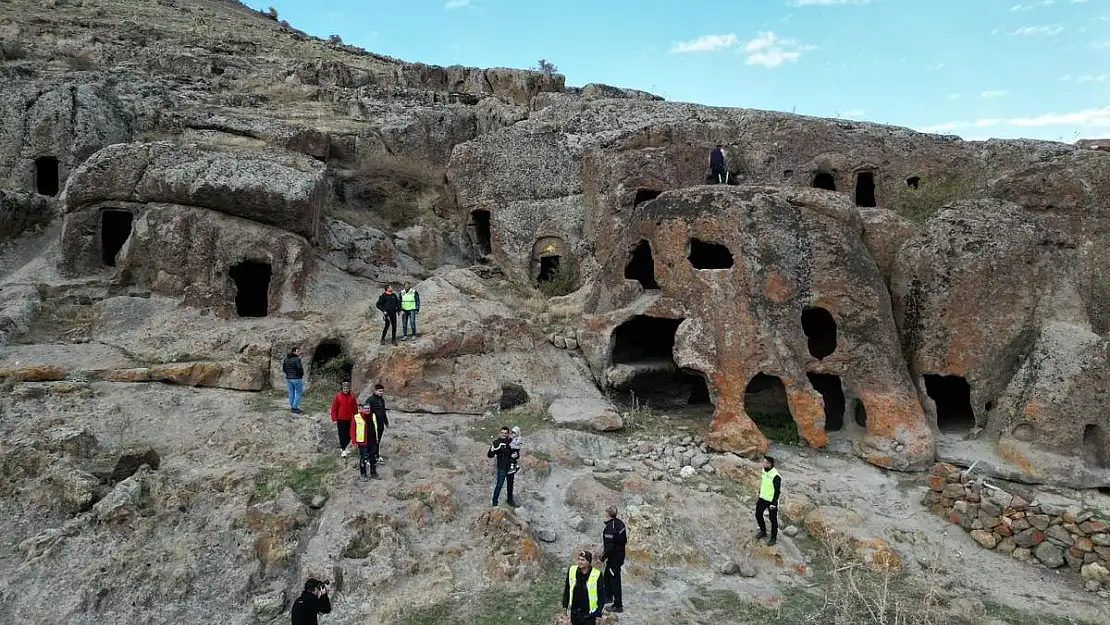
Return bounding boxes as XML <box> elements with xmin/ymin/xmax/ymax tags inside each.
<box><xmin>562</xmin><ymin>550</ymin><xmax>606</xmax><ymax>625</ymax></box>
<box><xmin>350</xmin><ymin>403</ymin><xmax>380</xmax><ymax>480</ymax></box>
<box><xmin>756</xmin><ymin>455</ymin><xmax>782</xmax><ymax>545</ymax></box>
<box><xmin>399</xmin><ymin>283</ymin><xmax>421</xmax><ymax>341</ymax></box>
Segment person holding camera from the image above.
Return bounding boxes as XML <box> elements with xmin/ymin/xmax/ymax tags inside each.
<box><xmin>291</xmin><ymin>578</ymin><xmax>331</xmax><ymax>625</ymax></box>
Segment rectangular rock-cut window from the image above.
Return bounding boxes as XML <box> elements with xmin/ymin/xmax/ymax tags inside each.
<box><xmin>229</xmin><ymin>260</ymin><xmax>272</xmax><ymax>318</ymax></box>
<box><xmin>471</xmin><ymin>209</ymin><xmax>492</xmax><ymax>256</ymax></box>
<box><xmin>923</xmin><ymin>374</ymin><xmax>975</xmax><ymax>433</ymax></box>
<box><xmin>854</xmin><ymin>171</ymin><xmax>877</xmax><ymax>207</ymax></box>
<box><xmin>807</xmin><ymin>373</ymin><xmax>845</xmax><ymax>431</ymax></box>
<box><xmin>100</xmin><ymin>210</ymin><xmax>134</xmax><ymax>267</ymax></box>
<box><xmin>35</xmin><ymin>156</ymin><xmax>60</xmax><ymax>197</ymax></box>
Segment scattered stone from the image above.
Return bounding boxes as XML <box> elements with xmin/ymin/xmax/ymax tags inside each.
<box><xmin>679</xmin><ymin>466</ymin><xmax>697</xmax><ymax>479</ymax></box>
<box><xmin>535</xmin><ymin>529</ymin><xmax>557</xmax><ymax>543</ymax></box>
<box><xmin>252</xmin><ymin>588</ymin><xmax>286</xmax><ymax>622</ymax></box>
<box><xmin>783</xmin><ymin>525</ymin><xmax>799</xmax><ymax>537</ymax></box>
<box><xmin>696</xmin><ymin>483</ymin><xmax>709</xmax><ymax>492</ymax></box>
<box><xmin>690</xmin><ymin>453</ymin><xmax>710</xmax><ymax>468</ymax></box>
<box><xmin>1012</xmin><ymin>548</ymin><xmax>1032</xmax><ymax>562</ymax></box>
<box><xmin>1081</xmin><ymin>562</ymin><xmax>1109</xmax><ymax>583</ymax></box>
<box><xmin>1034</xmin><ymin>542</ymin><xmax>1065</xmax><ymax>568</ymax></box>
<box><xmin>970</xmin><ymin>529</ymin><xmax>997</xmax><ymax>549</ymax></box>
<box><xmin>309</xmin><ymin>494</ymin><xmax>328</xmax><ymax>509</ymax></box>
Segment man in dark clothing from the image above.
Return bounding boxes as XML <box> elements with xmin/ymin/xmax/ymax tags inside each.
<box><xmin>290</xmin><ymin>578</ymin><xmax>331</xmax><ymax>625</ymax></box>
<box><xmin>366</xmin><ymin>383</ymin><xmax>390</xmax><ymax>461</ymax></box>
<box><xmin>756</xmin><ymin>455</ymin><xmax>782</xmax><ymax>545</ymax></box>
<box><xmin>562</xmin><ymin>550</ymin><xmax>606</xmax><ymax>625</ymax></box>
<box><xmin>709</xmin><ymin>143</ymin><xmax>727</xmax><ymax>184</ymax></box>
<box><xmin>599</xmin><ymin>505</ymin><xmax>627</xmax><ymax>613</ymax></box>
<box><xmin>375</xmin><ymin>285</ymin><xmax>402</xmax><ymax>345</ymax></box>
<box><xmin>282</xmin><ymin>347</ymin><xmax>305</xmax><ymax>414</ymax></box>
<box><xmin>487</xmin><ymin>426</ymin><xmax>518</xmax><ymax>507</ymax></box>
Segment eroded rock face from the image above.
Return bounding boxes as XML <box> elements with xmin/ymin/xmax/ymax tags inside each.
<box><xmin>579</xmin><ymin>186</ymin><xmax>933</xmax><ymax>470</ymax></box>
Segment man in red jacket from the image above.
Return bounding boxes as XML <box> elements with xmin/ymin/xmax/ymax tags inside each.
<box><xmin>330</xmin><ymin>380</ymin><xmax>358</xmax><ymax>458</ymax></box>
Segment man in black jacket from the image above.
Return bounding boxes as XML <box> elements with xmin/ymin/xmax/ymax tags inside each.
<box><xmin>282</xmin><ymin>347</ymin><xmax>305</xmax><ymax>414</ymax></box>
<box><xmin>562</xmin><ymin>550</ymin><xmax>606</xmax><ymax>625</ymax></box>
<box><xmin>366</xmin><ymin>383</ymin><xmax>390</xmax><ymax>461</ymax></box>
<box><xmin>375</xmin><ymin>285</ymin><xmax>402</xmax><ymax>346</ymax></box>
<box><xmin>599</xmin><ymin>505</ymin><xmax>627</xmax><ymax>613</ymax></box>
<box><xmin>487</xmin><ymin>426</ymin><xmax>518</xmax><ymax>507</ymax></box>
<box><xmin>290</xmin><ymin>578</ymin><xmax>331</xmax><ymax>625</ymax></box>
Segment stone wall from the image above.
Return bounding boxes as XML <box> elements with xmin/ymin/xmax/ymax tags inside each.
<box><xmin>925</xmin><ymin>462</ymin><xmax>1110</xmax><ymax>597</ymax></box>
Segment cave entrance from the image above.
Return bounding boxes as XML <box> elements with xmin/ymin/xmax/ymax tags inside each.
<box><xmin>923</xmin><ymin>374</ymin><xmax>975</xmax><ymax>433</ymax></box>
<box><xmin>807</xmin><ymin>373</ymin><xmax>845</xmax><ymax>432</ymax></box>
<box><xmin>624</xmin><ymin>240</ymin><xmax>659</xmax><ymax>290</ymax></box>
<box><xmin>854</xmin><ymin>171</ymin><xmax>877</xmax><ymax>207</ymax></box>
<box><xmin>538</xmin><ymin>255</ymin><xmax>561</xmax><ymax>283</ymax></box>
<box><xmin>854</xmin><ymin>400</ymin><xmax>868</xmax><ymax>427</ymax></box>
<box><xmin>1084</xmin><ymin>424</ymin><xmax>1107</xmax><ymax>468</ymax></box>
<box><xmin>609</xmin><ymin>316</ymin><xmax>711</xmax><ymax>411</ymax></box>
<box><xmin>100</xmin><ymin>210</ymin><xmax>133</xmax><ymax>267</ymax></box>
<box><xmin>906</xmin><ymin>176</ymin><xmax>921</xmax><ymax>190</ymax></box>
<box><xmin>612</xmin><ymin>315</ymin><xmax>681</xmax><ymax>364</ymax></box>
<box><xmin>229</xmin><ymin>260</ymin><xmax>272</xmax><ymax>318</ymax></box>
<box><xmin>634</xmin><ymin>189</ymin><xmax>662</xmax><ymax>206</ymax></box>
<box><xmin>687</xmin><ymin>238</ymin><xmax>734</xmax><ymax>270</ymax></box>
<box><xmin>470</xmin><ymin>209</ymin><xmax>492</xmax><ymax>256</ymax></box>
<box><xmin>801</xmin><ymin>307</ymin><xmax>838</xmax><ymax>360</ymax></box>
<box><xmin>35</xmin><ymin>156</ymin><xmax>60</xmax><ymax>197</ymax></box>
<box><xmin>311</xmin><ymin>339</ymin><xmax>353</xmax><ymax>382</ymax></box>
<box><xmin>812</xmin><ymin>172</ymin><xmax>836</xmax><ymax>191</ymax></box>
<box><xmin>744</xmin><ymin>373</ymin><xmax>799</xmax><ymax>443</ymax></box>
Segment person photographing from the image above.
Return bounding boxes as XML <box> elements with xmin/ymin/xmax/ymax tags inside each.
<box><xmin>291</xmin><ymin>578</ymin><xmax>331</xmax><ymax>625</ymax></box>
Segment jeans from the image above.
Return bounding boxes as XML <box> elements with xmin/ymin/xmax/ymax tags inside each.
<box><xmin>756</xmin><ymin>498</ymin><xmax>778</xmax><ymax>540</ymax></box>
<box><xmin>286</xmin><ymin>378</ymin><xmax>304</xmax><ymax>410</ymax></box>
<box><xmin>492</xmin><ymin>468</ymin><xmax>515</xmax><ymax>505</ymax></box>
<box><xmin>402</xmin><ymin>310</ymin><xmax>418</xmax><ymax>336</ymax></box>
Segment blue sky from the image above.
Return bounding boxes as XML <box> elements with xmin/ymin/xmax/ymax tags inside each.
<box><xmin>245</xmin><ymin>0</ymin><xmax>1110</xmax><ymax>142</ymax></box>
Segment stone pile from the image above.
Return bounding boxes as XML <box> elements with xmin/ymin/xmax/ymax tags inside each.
<box><xmin>613</xmin><ymin>434</ymin><xmax>716</xmax><ymax>484</ymax></box>
<box><xmin>925</xmin><ymin>463</ymin><xmax>1110</xmax><ymax>597</ymax></box>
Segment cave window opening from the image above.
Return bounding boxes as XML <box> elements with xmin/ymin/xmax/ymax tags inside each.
<box><xmin>634</xmin><ymin>189</ymin><xmax>662</xmax><ymax>206</ymax></box>
<box><xmin>471</xmin><ymin>209</ymin><xmax>492</xmax><ymax>256</ymax></box>
<box><xmin>906</xmin><ymin>176</ymin><xmax>921</xmax><ymax>190</ymax></box>
<box><xmin>812</xmin><ymin>172</ymin><xmax>836</xmax><ymax>191</ymax></box>
<box><xmin>807</xmin><ymin>373</ymin><xmax>845</xmax><ymax>432</ymax></box>
<box><xmin>229</xmin><ymin>260</ymin><xmax>272</xmax><ymax>318</ymax></box>
<box><xmin>923</xmin><ymin>374</ymin><xmax>975</xmax><ymax>433</ymax></box>
<box><xmin>854</xmin><ymin>400</ymin><xmax>868</xmax><ymax>428</ymax></box>
<box><xmin>854</xmin><ymin>171</ymin><xmax>877</xmax><ymax>207</ymax></box>
<box><xmin>311</xmin><ymin>340</ymin><xmax>353</xmax><ymax>381</ymax></box>
<box><xmin>624</xmin><ymin>240</ymin><xmax>659</xmax><ymax>290</ymax></box>
<box><xmin>743</xmin><ymin>373</ymin><xmax>798</xmax><ymax>443</ymax></box>
<box><xmin>687</xmin><ymin>238</ymin><xmax>734</xmax><ymax>270</ymax></box>
<box><xmin>100</xmin><ymin>210</ymin><xmax>133</xmax><ymax>267</ymax></box>
<box><xmin>1084</xmin><ymin>424</ymin><xmax>1107</xmax><ymax>468</ymax></box>
<box><xmin>35</xmin><ymin>156</ymin><xmax>60</xmax><ymax>197</ymax></box>
<box><xmin>612</xmin><ymin>316</ymin><xmax>682</xmax><ymax>364</ymax></box>
<box><xmin>537</xmin><ymin>255</ymin><xmax>561</xmax><ymax>283</ymax></box>
<box><xmin>609</xmin><ymin>316</ymin><xmax>710</xmax><ymax>410</ymax></box>
<box><xmin>801</xmin><ymin>307</ymin><xmax>838</xmax><ymax>360</ymax></box>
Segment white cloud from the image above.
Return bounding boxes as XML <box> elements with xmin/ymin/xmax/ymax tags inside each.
<box><xmin>1012</xmin><ymin>25</ymin><xmax>1065</xmax><ymax>35</ymax></box>
<box><xmin>1092</xmin><ymin>40</ymin><xmax>1110</xmax><ymax>49</ymax></box>
<box><xmin>1011</xmin><ymin>0</ymin><xmax>1056</xmax><ymax>10</ymax></box>
<box><xmin>930</xmin><ymin>62</ymin><xmax>946</xmax><ymax>70</ymax></box>
<box><xmin>947</xmin><ymin>93</ymin><xmax>961</xmax><ymax>100</ymax></box>
<box><xmin>444</xmin><ymin>0</ymin><xmax>471</xmax><ymax>8</ymax></box>
<box><xmin>742</xmin><ymin>31</ymin><xmax>814</xmax><ymax>67</ymax></box>
<box><xmin>840</xmin><ymin>109</ymin><xmax>866</xmax><ymax>118</ymax></box>
<box><xmin>670</xmin><ymin>33</ymin><xmax>738</xmax><ymax>53</ymax></box>
<box><xmin>791</xmin><ymin>0</ymin><xmax>871</xmax><ymax>4</ymax></box>
<box><xmin>1077</xmin><ymin>74</ymin><xmax>1108</xmax><ymax>83</ymax></box>
<box><xmin>920</xmin><ymin>106</ymin><xmax>1110</xmax><ymax>134</ymax></box>
<box><xmin>979</xmin><ymin>90</ymin><xmax>1009</xmax><ymax>98</ymax></box>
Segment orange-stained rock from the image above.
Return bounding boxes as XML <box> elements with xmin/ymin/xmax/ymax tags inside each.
<box><xmin>803</xmin><ymin>505</ymin><xmax>902</xmax><ymax>571</ymax></box>
<box><xmin>98</xmin><ymin>361</ymin><xmax>265</xmax><ymax>391</ymax></box>
<box><xmin>0</xmin><ymin>365</ymin><xmax>69</xmax><ymax>382</ymax></box>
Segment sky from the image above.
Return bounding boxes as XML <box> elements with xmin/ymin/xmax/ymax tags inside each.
<box><xmin>244</xmin><ymin>0</ymin><xmax>1110</xmax><ymax>142</ymax></box>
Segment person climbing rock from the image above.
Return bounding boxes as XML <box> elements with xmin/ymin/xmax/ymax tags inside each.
<box><xmin>488</xmin><ymin>426</ymin><xmax>518</xmax><ymax>507</ymax></box>
<box><xmin>600</xmin><ymin>505</ymin><xmax>627</xmax><ymax>613</ymax></box>
<box><xmin>375</xmin><ymin>285</ymin><xmax>402</xmax><ymax>345</ymax></box>
<box><xmin>755</xmin><ymin>455</ymin><xmax>782</xmax><ymax>545</ymax></box>
<box><xmin>709</xmin><ymin>143</ymin><xmax>728</xmax><ymax>184</ymax></box>
<box><xmin>282</xmin><ymin>347</ymin><xmax>305</xmax><ymax>414</ymax></box>
<box><xmin>562</xmin><ymin>550</ymin><xmax>606</xmax><ymax>625</ymax></box>
<box><xmin>290</xmin><ymin>578</ymin><xmax>331</xmax><ymax>625</ymax></box>
<box><xmin>367</xmin><ymin>383</ymin><xmax>390</xmax><ymax>461</ymax></box>
<box><xmin>400</xmin><ymin>282</ymin><xmax>421</xmax><ymax>341</ymax></box>
<box><xmin>330</xmin><ymin>380</ymin><xmax>358</xmax><ymax>458</ymax></box>
<box><xmin>350</xmin><ymin>403</ymin><xmax>380</xmax><ymax>480</ymax></box>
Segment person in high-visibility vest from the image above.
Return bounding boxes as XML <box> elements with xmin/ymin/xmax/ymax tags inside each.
<box><xmin>349</xmin><ymin>403</ymin><xmax>380</xmax><ymax>480</ymax></box>
<box><xmin>399</xmin><ymin>283</ymin><xmax>421</xmax><ymax>341</ymax></box>
<box><xmin>756</xmin><ymin>455</ymin><xmax>782</xmax><ymax>545</ymax></box>
<box><xmin>562</xmin><ymin>550</ymin><xmax>606</xmax><ymax>625</ymax></box>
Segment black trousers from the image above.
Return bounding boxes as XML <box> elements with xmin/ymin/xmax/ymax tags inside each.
<box><xmin>604</xmin><ymin>561</ymin><xmax>623</xmax><ymax>608</ymax></box>
<box><xmin>570</xmin><ymin>611</ymin><xmax>596</xmax><ymax>625</ymax></box>
<box><xmin>380</xmin><ymin>313</ymin><xmax>397</xmax><ymax>341</ymax></box>
<box><xmin>358</xmin><ymin>441</ymin><xmax>379</xmax><ymax>476</ymax></box>
<box><xmin>756</xmin><ymin>498</ymin><xmax>778</xmax><ymax>539</ymax></box>
<box><xmin>337</xmin><ymin>421</ymin><xmax>351</xmax><ymax>450</ymax></box>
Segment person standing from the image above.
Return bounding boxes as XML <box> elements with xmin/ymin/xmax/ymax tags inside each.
<box><xmin>709</xmin><ymin>143</ymin><xmax>727</xmax><ymax>184</ymax></box>
<box><xmin>599</xmin><ymin>506</ymin><xmax>627</xmax><ymax>613</ymax></box>
<box><xmin>282</xmin><ymin>347</ymin><xmax>305</xmax><ymax>414</ymax></box>
<box><xmin>366</xmin><ymin>383</ymin><xmax>390</xmax><ymax>461</ymax></box>
<box><xmin>290</xmin><ymin>578</ymin><xmax>331</xmax><ymax>625</ymax></box>
<box><xmin>350</xmin><ymin>404</ymin><xmax>380</xmax><ymax>480</ymax></box>
<box><xmin>375</xmin><ymin>285</ymin><xmax>402</xmax><ymax>346</ymax></box>
<box><xmin>399</xmin><ymin>283</ymin><xmax>421</xmax><ymax>341</ymax></box>
<box><xmin>756</xmin><ymin>455</ymin><xmax>781</xmax><ymax>546</ymax></box>
<box><xmin>330</xmin><ymin>380</ymin><xmax>358</xmax><ymax>458</ymax></box>
<box><xmin>562</xmin><ymin>550</ymin><xmax>605</xmax><ymax>625</ymax></box>
<box><xmin>487</xmin><ymin>426</ymin><xmax>518</xmax><ymax>507</ymax></box>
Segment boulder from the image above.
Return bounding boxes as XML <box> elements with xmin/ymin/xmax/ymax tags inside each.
<box><xmin>548</xmin><ymin>395</ymin><xmax>623</xmax><ymax>431</ymax></box>
<box><xmin>1033</xmin><ymin>541</ymin><xmax>1065</xmax><ymax>568</ymax></box>
<box><xmin>0</xmin><ymin>189</ymin><xmax>54</xmax><ymax>242</ymax></box>
<box><xmin>92</xmin><ymin>467</ymin><xmax>149</xmax><ymax>523</ymax></box>
<box><xmin>322</xmin><ymin>218</ymin><xmax>424</xmax><ymax>283</ymax></box>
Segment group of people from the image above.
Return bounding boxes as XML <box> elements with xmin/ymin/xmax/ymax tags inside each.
<box><xmin>375</xmin><ymin>283</ymin><xmax>421</xmax><ymax>345</ymax></box>
<box><xmin>329</xmin><ymin>380</ymin><xmax>390</xmax><ymax>479</ymax></box>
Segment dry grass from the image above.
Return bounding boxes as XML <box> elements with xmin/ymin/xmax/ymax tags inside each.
<box><xmin>892</xmin><ymin>170</ymin><xmax>982</xmax><ymax>225</ymax></box>
<box><xmin>64</xmin><ymin>49</ymin><xmax>95</xmax><ymax>71</ymax></box>
<box><xmin>347</xmin><ymin>155</ymin><xmax>444</xmax><ymax>228</ymax></box>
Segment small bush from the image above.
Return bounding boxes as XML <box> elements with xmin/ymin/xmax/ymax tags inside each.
<box><xmin>1</xmin><ymin>39</ymin><xmax>27</xmax><ymax>61</ymax></box>
<box><xmin>534</xmin><ymin>58</ymin><xmax>557</xmax><ymax>77</ymax></box>
<box><xmin>299</xmin><ymin>355</ymin><xmax>353</xmax><ymax>414</ymax></box>
<box><xmin>536</xmin><ymin>260</ymin><xmax>576</xmax><ymax>297</ymax></box>
<box><xmin>65</xmin><ymin>50</ymin><xmax>95</xmax><ymax>71</ymax></box>
<box><xmin>328</xmin><ymin>34</ymin><xmax>343</xmax><ymax>44</ymax></box>
<box><xmin>252</xmin><ymin>455</ymin><xmax>340</xmax><ymax>504</ymax></box>
<box><xmin>266</xmin><ymin>6</ymin><xmax>279</xmax><ymax>19</ymax></box>
<box><xmin>748</xmin><ymin>410</ymin><xmax>801</xmax><ymax>445</ymax></box>
<box><xmin>892</xmin><ymin>171</ymin><xmax>979</xmax><ymax>225</ymax></box>
<box><xmin>349</xmin><ymin>155</ymin><xmax>443</xmax><ymax>228</ymax></box>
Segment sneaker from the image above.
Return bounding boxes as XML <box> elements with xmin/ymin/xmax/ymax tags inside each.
<box><xmin>768</xmin><ymin>538</ymin><xmax>778</xmax><ymax>546</ymax></box>
<box><xmin>756</xmin><ymin>531</ymin><xmax>767</xmax><ymax>540</ymax></box>
<box><xmin>291</xmin><ymin>408</ymin><xmax>302</xmax><ymax>415</ymax></box>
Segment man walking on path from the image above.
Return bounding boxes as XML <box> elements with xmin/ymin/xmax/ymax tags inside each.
<box><xmin>330</xmin><ymin>380</ymin><xmax>358</xmax><ymax>458</ymax></box>
<box><xmin>562</xmin><ymin>550</ymin><xmax>606</xmax><ymax>625</ymax></box>
<box><xmin>350</xmin><ymin>404</ymin><xmax>380</xmax><ymax>480</ymax></box>
<box><xmin>756</xmin><ymin>455</ymin><xmax>782</xmax><ymax>545</ymax></box>
<box><xmin>366</xmin><ymin>384</ymin><xmax>390</xmax><ymax>461</ymax></box>
<box><xmin>290</xmin><ymin>578</ymin><xmax>331</xmax><ymax>625</ymax></box>
<box><xmin>400</xmin><ymin>283</ymin><xmax>421</xmax><ymax>341</ymax></box>
<box><xmin>487</xmin><ymin>426</ymin><xmax>518</xmax><ymax>507</ymax></box>
<box><xmin>282</xmin><ymin>347</ymin><xmax>305</xmax><ymax>414</ymax></box>
<box><xmin>376</xmin><ymin>285</ymin><xmax>402</xmax><ymax>345</ymax></box>
<box><xmin>599</xmin><ymin>506</ymin><xmax>627</xmax><ymax>613</ymax></box>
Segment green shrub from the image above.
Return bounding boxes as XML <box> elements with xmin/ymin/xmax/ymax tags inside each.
<box><xmin>748</xmin><ymin>410</ymin><xmax>801</xmax><ymax>445</ymax></box>
<box><xmin>0</xmin><ymin>39</ymin><xmax>27</xmax><ymax>61</ymax></box>
<box><xmin>536</xmin><ymin>260</ymin><xmax>576</xmax><ymax>297</ymax></box>
<box><xmin>252</xmin><ymin>455</ymin><xmax>340</xmax><ymax>504</ymax></box>
<box><xmin>892</xmin><ymin>171</ymin><xmax>980</xmax><ymax>224</ymax></box>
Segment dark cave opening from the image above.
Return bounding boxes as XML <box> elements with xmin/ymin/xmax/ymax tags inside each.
<box><xmin>854</xmin><ymin>171</ymin><xmax>877</xmax><ymax>207</ymax></box>
<box><xmin>612</xmin><ymin>316</ymin><xmax>682</xmax><ymax>364</ymax></box>
<box><xmin>35</xmin><ymin>156</ymin><xmax>60</xmax><ymax>197</ymax></box>
<box><xmin>812</xmin><ymin>172</ymin><xmax>836</xmax><ymax>191</ymax></box>
<box><xmin>229</xmin><ymin>260</ymin><xmax>272</xmax><ymax>318</ymax></box>
<box><xmin>807</xmin><ymin>373</ymin><xmax>845</xmax><ymax>432</ymax></box>
<box><xmin>906</xmin><ymin>176</ymin><xmax>921</xmax><ymax>190</ymax></box>
<box><xmin>687</xmin><ymin>238</ymin><xmax>734</xmax><ymax>270</ymax></box>
<box><xmin>100</xmin><ymin>210</ymin><xmax>133</xmax><ymax>267</ymax></box>
<box><xmin>801</xmin><ymin>307</ymin><xmax>838</xmax><ymax>360</ymax></box>
<box><xmin>471</xmin><ymin>209</ymin><xmax>492</xmax><ymax>256</ymax></box>
<box><xmin>624</xmin><ymin>240</ymin><xmax>659</xmax><ymax>289</ymax></box>
<box><xmin>923</xmin><ymin>374</ymin><xmax>975</xmax><ymax>433</ymax></box>
<box><xmin>537</xmin><ymin>255</ymin><xmax>561</xmax><ymax>283</ymax></box>
<box><xmin>311</xmin><ymin>339</ymin><xmax>353</xmax><ymax>381</ymax></box>
<box><xmin>1084</xmin><ymin>424</ymin><xmax>1108</xmax><ymax>468</ymax></box>
<box><xmin>744</xmin><ymin>373</ymin><xmax>798</xmax><ymax>442</ymax></box>
<box><xmin>854</xmin><ymin>399</ymin><xmax>868</xmax><ymax>427</ymax></box>
<box><xmin>634</xmin><ymin>189</ymin><xmax>662</xmax><ymax>206</ymax></box>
